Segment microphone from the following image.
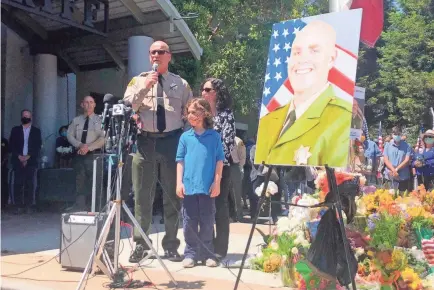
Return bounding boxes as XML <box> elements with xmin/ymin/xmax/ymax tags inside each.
<box><xmin>101</xmin><ymin>93</ymin><xmax>116</xmax><ymax>129</ymax></box>
<box><xmin>152</xmin><ymin>63</ymin><xmax>159</xmax><ymax>72</ymax></box>
<box><xmin>103</xmin><ymin>93</ymin><xmax>116</xmax><ymax>104</ymax></box>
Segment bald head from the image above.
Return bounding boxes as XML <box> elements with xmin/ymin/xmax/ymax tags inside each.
<box><xmin>149</xmin><ymin>41</ymin><xmax>172</xmax><ymax>73</ymax></box>
<box><xmin>287</xmin><ymin>20</ymin><xmax>337</xmax><ymax>100</ymax></box>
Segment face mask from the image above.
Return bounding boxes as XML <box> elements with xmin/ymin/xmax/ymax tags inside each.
<box><xmin>21</xmin><ymin>117</ymin><xmax>31</xmax><ymax>125</ymax></box>
<box><xmin>425</xmin><ymin>137</ymin><xmax>434</xmax><ymax>145</ymax></box>
<box><xmin>393</xmin><ymin>135</ymin><xmax>401</xmax><ymax>142</ymax></box>
<box><xmin>61</xmin><ymin>132</ymin><xmax>67</xmax><ymax>137</ymax></box>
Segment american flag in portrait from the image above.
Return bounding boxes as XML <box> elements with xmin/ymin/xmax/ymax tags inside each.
<box><xmin>260</xmin><ymin>18</ymin><xmax>359</xmax><ymax>118</ymax></box>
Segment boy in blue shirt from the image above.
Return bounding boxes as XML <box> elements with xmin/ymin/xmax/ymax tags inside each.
<box><xmin>176</xmin><ymin>98</ymin><xmax>224</xmax><ymax>268</ymax></box>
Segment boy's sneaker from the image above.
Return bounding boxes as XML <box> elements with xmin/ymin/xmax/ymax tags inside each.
<box><xmin>205</xmin><ymin>258</ymin><xmax>218</xmax><ymax>267</ymax></box>
<box><xmin>182</xmin><ymin>258</ymin><xmax>195</xmax><ymax>268</ymax></box>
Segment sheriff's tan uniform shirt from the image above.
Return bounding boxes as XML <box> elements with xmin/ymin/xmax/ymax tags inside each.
<box><xmin>123</xmin><ymin>71</ymin><xmax>193</xmax><ymax>133</ymax></box>
<box><xmin>67</xmin><ymin>113</ymin><xmax>105</xmax><ymax>151</ymax></box>
<box><xmin>230</xmin><ymin>136</ymin><xmax>246</xmax><ymax>168</ymax></box>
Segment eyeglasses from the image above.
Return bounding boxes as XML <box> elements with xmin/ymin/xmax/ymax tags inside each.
<box><xmin>202</xmin><ymin>88</ymin><xmax>214</xmax><ymax>93</ymax></box>
<box><xmin>150</xmin><ymin>50</ymin><xmax>170</xmax><ymax>56</ymax></box>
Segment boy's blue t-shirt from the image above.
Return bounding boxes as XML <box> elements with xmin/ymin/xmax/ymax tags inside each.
<box><xmin>176</xmin><ymin>128</ymin><xmax>225</xmax><ymax>195</ymax></box>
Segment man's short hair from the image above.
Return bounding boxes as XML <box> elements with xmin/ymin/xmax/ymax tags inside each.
<box><xmin>21</xmin><ymin>109</ymin><xmax>32</xmax><ymax>115</ymax></box>
<box><xmin>391</xmin><ymin>126</ymin><xmax>402</xmax><ymax>135</ymax></box>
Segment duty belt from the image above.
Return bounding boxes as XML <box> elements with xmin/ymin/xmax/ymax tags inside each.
<box><xmin>140</xmin><ymin>128</ymin><xmax>182</xmax><ymax>138</ymax></box>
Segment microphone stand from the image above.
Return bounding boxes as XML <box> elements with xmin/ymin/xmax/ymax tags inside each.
<box><xmin>75</xmin><ymin>107</ymin><xmax>177</xmax><ymax>289</ymax></box>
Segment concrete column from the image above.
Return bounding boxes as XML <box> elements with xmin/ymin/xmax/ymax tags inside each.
<box><xmin>127</xmin><ymin>36</ymin><xmax>154</xmax><ymax>80</ymax></box>
<box><xmin>34</xmin><ymin>54</ymin><xmax>57</xmax><ymax>167</ymax></box>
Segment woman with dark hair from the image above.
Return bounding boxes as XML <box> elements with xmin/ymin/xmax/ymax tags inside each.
<box><xmin>201</xmin><ymin>78</ymin><xmax>236</xmax><ymax>260</ymax></box>
<box><xmin>56</xmin><ymin>125</ymin><xmax>74</xmax><ymax>168</ymax></box>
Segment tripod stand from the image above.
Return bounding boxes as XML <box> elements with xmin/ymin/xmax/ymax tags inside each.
<box><xmin>76</xmin><ymin>109</ymin><xmax>177</xmax><ymax>289</ymax></box>
<box><xmin>233</xmin><ymin>165</ymin><xmax>356</xmax><ymax>290</ymax></box>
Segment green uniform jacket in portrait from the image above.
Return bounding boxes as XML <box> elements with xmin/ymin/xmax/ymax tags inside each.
<box><xmin>255</xmin><ymin>85</ymin><xmax>352</xmax><ymax>167</ymax></box>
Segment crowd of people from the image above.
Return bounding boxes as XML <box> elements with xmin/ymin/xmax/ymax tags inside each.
<box><xmin>1</xmin><ymin>40</ymin><xmax>433</xmax><ymax>269</ymax></box>
<box><xmin>350</xmin><ymin>126</ymin><xmax>434</xmax><ymax>192</ymax></box>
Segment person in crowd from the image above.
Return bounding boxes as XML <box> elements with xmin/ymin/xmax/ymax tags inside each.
<box><xmin>249</xmin><ymin>144</ymin><xmax>260</xmax><ymax>219</ymax></box>
<box><xmin>413</xmin><ymin>129</ymin><xmax>434</xmax><ymax>190</ymax></box>
<box><xmin>229</xmin><ymin>135</ymin><xmax>246</xmax><ymax>222</ymax></box>
<box><xmin>2</xmin><ymin>137</ymin><xmax>9</xmax><ymax>209</ymax></box>
<box><xmin>9</xmin><ymin>109</ymin><xmax>42</xmax><ymax>213</ymax></box>
<box><xmin>361</xmin><ymin>134</ymin><xmax>382</xmax><ymax>184</ymax></box>
<box><xmin>283</xmin><ymin>166</ymin><xmax>307</xmax><ymax>204</ymax></box>
<box><xmin>242</xmin><ymin>136</ymin><xmax>256</xmax><ymax>209</ymax></box>
<box><xmin>352</xmin><ymin>144</ymin><xmax>371</xmax><ymax>175</ymax></box>
<box><xmin>201</xmin><ymin>77</ymin><xmax>235</xmax><ymax>259</ymax></box>
<box><xmin>176</xmin><ymin>98</ymin><xmax>224</xmax><ymax>268</ymax></box>
<box><xmin>249</xmin><ymin>144</ymin><xmax>280</xmax><ymax>223</ymax></box>
<box><xmin>383</xmin><ymin>126</ymin><xmax>412</xmax><ymax>192</ymax></box>
<box><xmin>124</xmin><ymin>41</ymin><xmax>192</xmax><ymax>263</ymax></box>
<box><xmin>67</xmin><ymin>96</ymin><xmax>105</xmax><ymax>210</ymax></box>
<box><xmin>383</xmin><ymin>136</ymin><xmax>392</xmax><ymax>150</ymax></box>
<box><xmin>56</xmin><ymin>125</ymin><xmax>74</xmax><ymax>168</ymax></box>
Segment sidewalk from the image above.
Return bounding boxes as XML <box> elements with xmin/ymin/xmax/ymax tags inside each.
<box><xmin>1</xmin><ymin>212</ymin><xmax>286</xmax><ymax>290</ymax></box>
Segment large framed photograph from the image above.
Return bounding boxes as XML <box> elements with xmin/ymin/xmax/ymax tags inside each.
<box><xmin>255</xmin><ymin>10</ymin><xmax>362</xmax><ymax>167</ymax></box>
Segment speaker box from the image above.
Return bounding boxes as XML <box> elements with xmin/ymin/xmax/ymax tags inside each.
<box><xmin>60</xmin><ymin>212</ymin><xmax>107</xmax><ymax>270</ymax></box>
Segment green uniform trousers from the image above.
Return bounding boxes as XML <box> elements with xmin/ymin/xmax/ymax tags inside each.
<box><xmin>132</xmin><ymin>132</ymin><xmax>181</xmax><ymax>251</ymax></box>
<box><xmin>73</xmin><ymin>153</ymin><xmax>104</xmax><ymax>211</ymax></box>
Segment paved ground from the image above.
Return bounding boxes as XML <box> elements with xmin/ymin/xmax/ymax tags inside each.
<box><xmin>1</xmin><ymin>212</ymin><xmax>287</xmax><ymax>290</ymax></box>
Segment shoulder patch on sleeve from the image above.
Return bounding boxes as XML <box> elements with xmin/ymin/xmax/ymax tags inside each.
<box><xmin>329</xmin><ymin>97</ymin><xmax>352</xmax><ymax>112</ymax></box>
<box><xmin>138</xmin><ymin>71</ymin><xmax>151</xmax><ymax>77</ymax></box>
<box><xmin>127</xmin><ymin>77</ymin><xmax>136</xmax><ymax>87</ymax></box>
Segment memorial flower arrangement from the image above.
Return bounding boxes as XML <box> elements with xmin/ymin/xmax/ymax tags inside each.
<box><xmin>251</xmin><ymin>174</ymin><xmax>434</xmax><ymax>289</ymax></box>
<box><xmin>353</xmin><ymin>185</ymin><xmax>434</xmax><ymax>289</ymax></box>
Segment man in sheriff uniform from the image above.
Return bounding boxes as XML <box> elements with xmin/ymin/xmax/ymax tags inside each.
<box><xmin>67</xmin><ymin>96</ymin><xmax>105</xmax><ymax>210</ymax></box>
<box><xmin>255</xmin><ymin>21</ymin><xmax>352</xmax><ymax>167</ymax></box>
<box><xmin>124</xmin><ymin>41</ymin><xmax>192</xmax><ymax>263</ymax></box>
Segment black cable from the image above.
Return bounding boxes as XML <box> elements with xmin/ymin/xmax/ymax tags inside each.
<box><xmin>2</xmin><ymin>212</ymin><xmax>97</xmax><ymax>277</ymax></box>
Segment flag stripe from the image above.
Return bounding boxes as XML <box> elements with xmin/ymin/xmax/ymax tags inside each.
<box><xmin>335</xmin><ymin>48</ymin><xmax>358</xmax><ymax>81</ymax></box>
<box><xmin>328</xmin><ymin>67</ymin><xmax>355</xmax><ymax>96</ymax></box>
<box><xmin>336</xmin><ymin>44</ymin><xmax>357</xmax><ymax>59</ymax></box>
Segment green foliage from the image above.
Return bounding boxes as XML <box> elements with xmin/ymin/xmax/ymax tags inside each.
<box><xmin>369</xmin><ymin>213</ymin><xmax>402</xmax><ymax>250</ymax></box>
<box><xmin>170</xmin><ymin>0</ymin><xmax>328</xmax><ymax>114</ymax></box>
<box><xmin>411</xmin><ymin>215</ymin><xmax>433</xmax><ymax>231</ymax></box>
<box><xmin>361</xmin><ymin>0</ymin><xmax>434</xmax><ymax>133</ymax></box>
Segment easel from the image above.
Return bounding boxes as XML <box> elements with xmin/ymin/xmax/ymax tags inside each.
<box><xmin>233</xmin><ymin>164</ymin><xmax>357</xmax><ymax>290</ymax></box>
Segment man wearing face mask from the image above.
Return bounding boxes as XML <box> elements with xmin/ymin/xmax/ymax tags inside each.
<box><xmin>383</xmin><ymin>126</ymin><xmax>412</xmax><ymax>192</ymax></box>
<box><xmin>9</xmin><ymin>109</ymin><xmax>42</xmax><ymax>213</ymax></box>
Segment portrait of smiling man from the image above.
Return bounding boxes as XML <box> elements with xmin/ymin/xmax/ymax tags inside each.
<box><xmin>255</xmin><ymin>20</ymin><xmax>353</xmax><ymax>167</ymax></box>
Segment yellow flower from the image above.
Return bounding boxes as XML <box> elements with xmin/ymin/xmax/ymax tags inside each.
<box><xmin>402</xmin><ymin>267</ymin><xmax>422</xmax><ymax>290</ymax></box>
<box><xmin>269</xmin><ymin>253</ymin><xmax>282</xmax><ymax>267</ymax></box>
<box><xmin>263</xmin><ymin>260</ymin><xmax>275</xmax><ymax>273</ymax></box>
